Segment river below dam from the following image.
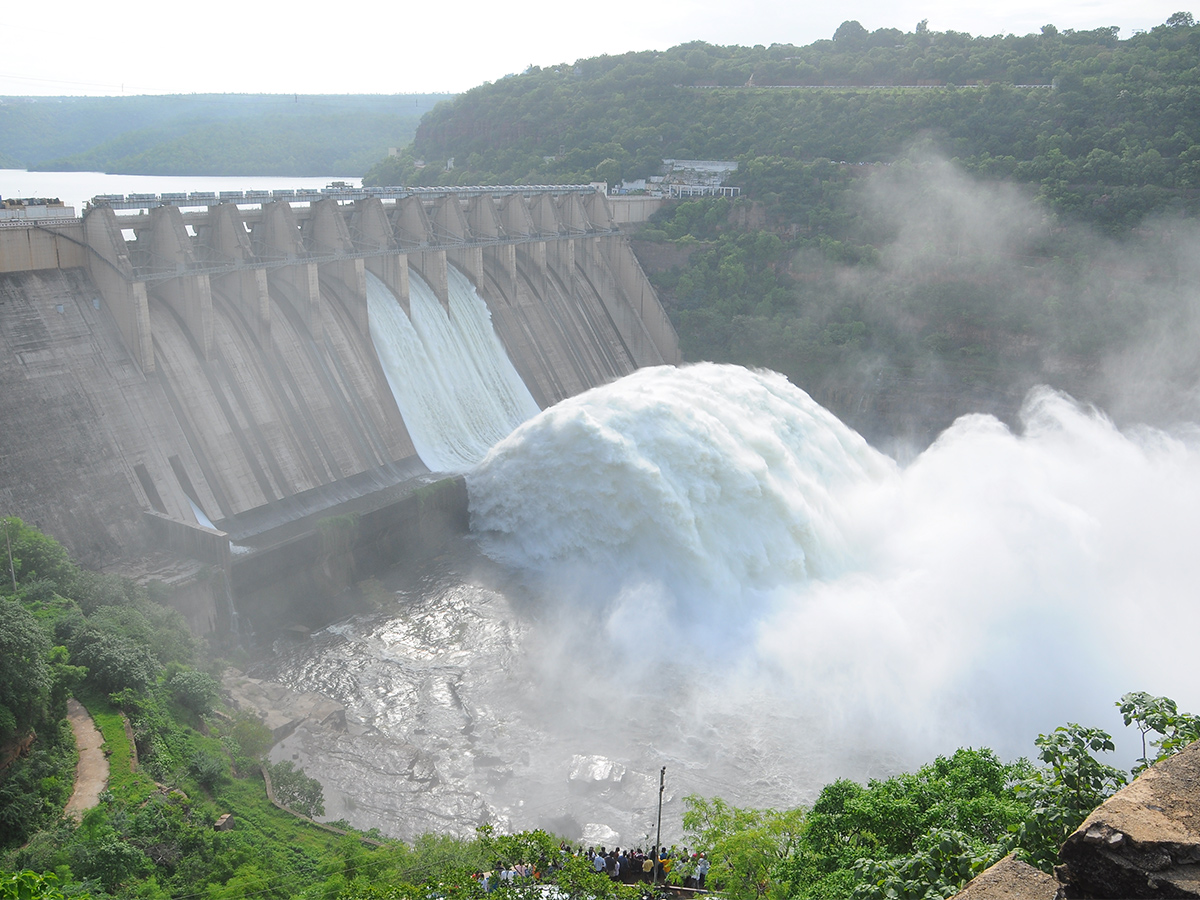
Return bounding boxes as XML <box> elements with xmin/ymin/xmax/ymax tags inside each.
<box><xmin>248</xmin><ymin>363</ymin><xmax>1200</xmax><ymax>844</ymax></box>
<box><xmin>258</xmin><ymin>535</ymin><xmax>883</xmax><ymax>843</ymax></box>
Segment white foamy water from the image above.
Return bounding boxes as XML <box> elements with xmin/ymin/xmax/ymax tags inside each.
<box><xmin>263</xmin><ymin>363</ymin><xmax>1200</xmax><ymax>844</ymax></box>
<box><xmin>469</xmin><ymin>363</ymin><xmax>1200</xmax><ymax>758</ymax></box>
<box><xmin>366</xmin><ymin>268</ymin><xmax>539</xmax><ymax>473</ymax></box>
<box><xmin>470</xmin><ymin>364</ymin><xmax>895</xmax><ymax>606</ymax></box>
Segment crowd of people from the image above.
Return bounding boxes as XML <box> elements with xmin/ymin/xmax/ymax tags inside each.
<box><xmin>477</xmin><ymin>844</ymin><xmax>710</xmax><ymax>892</ymax></box>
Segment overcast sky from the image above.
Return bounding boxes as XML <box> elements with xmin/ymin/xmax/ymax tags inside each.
<box><xmin>1</xmin><ymin>0</ymin><xmax>1191</xmax><ymax>97</ymax></box>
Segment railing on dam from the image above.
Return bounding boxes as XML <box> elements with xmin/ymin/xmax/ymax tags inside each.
<box><xmin>128</xmin><ymin>224</ymin><xmax>622</xmax><ymax>284</ymax></box>
<box><xmin>83</xmin><ymin>184</ymin><xmax>619</xmax><ymax>283</ymax></box>
<box><xmin>86</xmin><ymin>183</ymin><xmax>601</xmax><ymax>211</ymax></box>
<box><xmin>74</xmin><ymin>183</ymin><xmax>681</xmax><ymax>378</ymax></box>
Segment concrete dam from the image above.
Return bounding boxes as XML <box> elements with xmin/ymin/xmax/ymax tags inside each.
<box><xmin>0</xmin><ymin>185</ymin><xmax>679</xmax><ymax>633</ymax></box>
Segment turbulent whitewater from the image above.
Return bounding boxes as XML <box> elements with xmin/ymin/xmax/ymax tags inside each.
<box><xmin>367</xmin><ymin>267</ymin><xmax>540</xmax><ymax>472</ymax></box>
<box><xmin>264</xmin><ymin>362</ymin><xmax>1200</xmax><ymax>843</ymax></box>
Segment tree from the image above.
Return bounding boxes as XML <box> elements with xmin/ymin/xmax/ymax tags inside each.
<box><xmin>595</xmin><ymin>158</ymin><xmax>622</xmax><ymax>190</ymax></box>
<box><xmin>550</xmin><ymin>853</ymin><xmax>639</xmax><ymax>900</ymax></box>
<box><xmin>1013</xmin><ymin>725</ymin><xmax>1126</xmax><ymax>870</ymax></box>
<box><xmin>267</xmin><ymin>760</ymin><xmax>325</xmax><ymax>818</ymax></box>
<box><xmin>222</xmin><ymin>711</ymin><xmax>273</xmax><ymax>774</ymax></box>
<box><xmin>168</xmin><ymin>669</ymin><xmax>219</xmax><ymax>716</ymax></box>
<box><xmin>69</xmin><ymin>629</ymin><xmax>157</xmax><ymax>694</ymax></box>
<box><xmin>1116</xmin><ymin>691</ymin><xmax>1200</xmax><ymax>775</ymax></box>
<box><xmin>1166</xmin><ymin>11</ymin><xmax>1195</xmax><ymax>26</ymax></box>
<box><xmin>0</xmin><ymin>600</ymin><xmax>51</xmax><ymax>739</ymax></box>
<box><xmin>682</xmin><ymin>796</ymin><xmax>806</xmax><ymax>900</ymax></box>
<box><xmin>833</xmin><ymin>21</ymin><xmax>869</xmax><ymax>47</ymax></box>
<box><xmin>852</xmin><ymin>829</ymin><xmax>997</xmax><ymax>900</ymax></box>
<box><xmin>0</xmin><ymin>871</ymin><xmax>83</xmax><ymax>900</ymax></box>
<box><xmin>0</xmin><ymin>518</ymin><xmax>74</xmax><ymax>596</ymax></box>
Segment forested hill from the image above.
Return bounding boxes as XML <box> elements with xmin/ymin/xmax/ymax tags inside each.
<box><xmin>0</xmin><ymin>93</ymin><xmax>448</xmax><ymax>176</ymax></box>
<box><xmin>368</xmin><ymin>14</ymin><xmax>1200</xmax><ymax>225</ymax></box>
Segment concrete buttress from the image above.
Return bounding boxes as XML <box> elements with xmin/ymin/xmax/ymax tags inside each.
<box><xmin>83</xmin><ymin>207</ymin><xmax>154</xmax><ymax>373</ymax></box>
<box><xmin>258</xmin><ymin>201</ymin><xmax>321</xmax><ymax>340</ymax></box>
<box><xmin>202</xmin><ymin>202</ymin><xmax>270</xmax><ymax>343</ymax></box>
<box><xmin>146</xmin><ymin>204</ymin><xmax>214</xmax><ymax>359</ymax></box>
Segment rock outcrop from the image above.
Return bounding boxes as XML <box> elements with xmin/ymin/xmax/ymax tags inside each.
<box><xmin>1057</xmin><ymin>741</ymin><xmax>1200</xmax><ymax>898</ymax></box>
<box><xmin>952</xmin><ymin>742</ymin><xmax>1200</xmax><ymax>899</ymax></box>
<box><xmin>222</xmin><ymin>668</ymin><xmax>347</xmax><ymax>742</ymax></box>
<box><xmin>952</xmin><ymin>854</ymin><xmax>1059</xmax><ymax>899</ymax></box>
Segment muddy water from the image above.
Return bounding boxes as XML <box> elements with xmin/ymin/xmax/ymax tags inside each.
<box><xmin>257</xmin><ymin>537</ymin><xmax>872</xmax><ymax>844</ymax></box>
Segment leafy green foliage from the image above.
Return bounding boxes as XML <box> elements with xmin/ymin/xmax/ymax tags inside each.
<box><xmin>0</xmin><ymin>870</ymin><xmax>80</xmax><ymax>900</ymax></box>
<box><xmin>0</xmin><ymin>601</ymin><xmax>51</xmax><ymax>739</ymax></box>
<box><xmin>0</xmin><ymin>519</ymin><xmax>74</xmax><ymax>596</ymax></box>
<box><xmin>3</xmin><ymin>523</ymin><xmax>1196</xmax><ymax>900</ymax></box>
<box><xmin>682</xmin><ymin>796</ymin><xmax>805</xmax><ymax>900</ymax></box>
<box><xmin>69</xmin><ymin>629</ymin><xmax>157</xmax><ymax>695</ymax></box>
<box><xmin>268</xmin><ymin>761</ymin><xmax>326</xmax><ymax>819</ymax></box>
<box><xmin>1011</xmin><ymin>725</ymin><xmax>1126</xmax><ymax>870</ymax></box>
<box><xmin>368</xmin><ymin>17</ymin><xmax>1200</xmax><ymax>230</ymax></box>
<box><xmin>546</xmin><ymin>853</ymin><xmax>641</xmax><ymax>900</ymax></box>
<box><xmin>852</xmin><ymin>829</ymin><xmax>997</xmax><ymax>900</ymax></box>
<box><xmin>0</xmin><ymin>720</ymin><xmax>76</xmax><ymax>849</ymax></box>
<box><xmin>169</xmin><ymin>670</ymin><xmax>220</xmax><ymax>717</ymax></box>
<box><xmin>220</xmin><ymin>711</ymin><xmax>274</xmax><ymax>774</ymax></box>
<box><xmin>1116</xmin><ymin>691</ymin><xmax>1200</xmax><ymax>775</ymax></box>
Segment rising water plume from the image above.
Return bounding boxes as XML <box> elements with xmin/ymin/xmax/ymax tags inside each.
<box><xmin>468</xmin><ymin>363</ymin><xmax>1200</xmax><ymax>764</ymax></box>
<box><xmin>367</xmin><ymin>267</ymin><xmax>539</xmax><ymax>472</ymax></box>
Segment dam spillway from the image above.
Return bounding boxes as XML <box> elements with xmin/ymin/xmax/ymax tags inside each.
<box><xmin>0</xmin><ymin>186</ymin><xmax>679</xmax><ymax>632</ymax></box>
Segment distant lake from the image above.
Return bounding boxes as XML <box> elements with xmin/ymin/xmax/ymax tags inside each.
<box><xmin>0</xmin><ymin>170</ymin><xmax>361</xmax><ymax>217</ymax></box>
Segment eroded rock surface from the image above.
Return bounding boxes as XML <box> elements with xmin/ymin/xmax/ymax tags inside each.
<box><xmin>951</xmin><ymin>854</ymin><xmax>1059</xmax><ymax>900</ymax></box>
<box><xmin>222</xmin><ymin>668</ymin><xmax>347</xmax><ymax>741</ymax></box>
<box><xmin>1057</xmin><ymin>740</ymin><xmax>1200</xmax><ymax>898</ymax></box>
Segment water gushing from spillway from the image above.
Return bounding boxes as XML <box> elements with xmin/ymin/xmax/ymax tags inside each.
<box><xmin>366</xmin><ymin>267</ymin><xmax>540</xmax><ymax>472</ymax></box>
<box><xmin>264</xmin><ymin>363</ymin><xmax>1200</xmax><ymax>843</ymax></box>
<box><xmin>470</xmin><ymin>364</ymin><xmax>1200</xmax><ymax>748</ymax></box>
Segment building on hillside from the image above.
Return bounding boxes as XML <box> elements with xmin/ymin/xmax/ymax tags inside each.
<box><xmin>604</xmin><ymin>158</ymin><xmax>741</xmax><ymax>198</ymax></box>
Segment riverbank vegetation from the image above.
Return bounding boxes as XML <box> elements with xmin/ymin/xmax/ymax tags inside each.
<box><xmin>634</xmin><ymin>171</ymin><xmax>1200</xmax><ymax>443</ymax></box>
<box><xmin>3</xmin><ymin>521</ymin><xmax>1198</xmax><ymax>900</ymax></box>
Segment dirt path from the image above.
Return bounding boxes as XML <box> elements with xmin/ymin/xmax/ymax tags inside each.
<box><xmin>65</xmin><ymin>698</ymin><xmax>108</xmax><ymax>820</ymax></box>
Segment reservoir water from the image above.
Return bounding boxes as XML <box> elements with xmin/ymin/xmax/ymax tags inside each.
<box><xmin>0</xmin><ymin>169</ymin><xmax>359</xmax><ymax>214</ymax></box>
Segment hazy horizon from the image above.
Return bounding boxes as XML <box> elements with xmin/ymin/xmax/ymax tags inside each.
<box><xmin>2</xmin><ymin>4</ymin><xmax>1190</xmax><ymax>97</ymax></box>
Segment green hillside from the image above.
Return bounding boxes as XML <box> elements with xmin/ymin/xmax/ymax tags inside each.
<box><xmin>368</xmin><ymin>15</ymin><xmax>1200</xmax><ymax>229</ymax></box>
<box><xmin>361</xmin><ymin>15</ymin><xmax>1200</xmax><ymax>440</ymax></box>
<box><xmin>0</xmin><ymin>94</ymin><xmax>450</xmax><ymax>176</ymax></box>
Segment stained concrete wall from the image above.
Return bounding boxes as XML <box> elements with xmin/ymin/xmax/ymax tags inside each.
<box><xmin>607</xmin><ymin>195</ymin><xmax>666</xmax><ymax>227</ymax></box>
<box><xmin>231</xmin><ymin>477</ymin><xmax>469</xmax><ymax>635</ymax></box>
<box><xmin>0</xmin><ymin>222</ymin><xmax>87</xmax><ymax>273</ymax></box>
<box><xmin>0</xmin><ymin>268</ymin><xmax>194</xmax><ymax>566</ymax></box>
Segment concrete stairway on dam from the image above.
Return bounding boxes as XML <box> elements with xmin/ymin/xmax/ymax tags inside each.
<box><xmin>0</xmin><ymin>187</ymin><xmax>679</xmax><ymax>634</ymax></box>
